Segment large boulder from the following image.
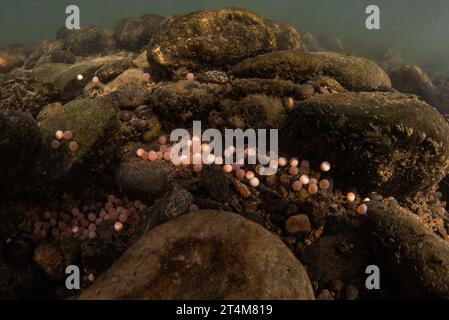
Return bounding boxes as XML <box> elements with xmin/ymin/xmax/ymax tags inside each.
<box><xmin>282</xmin><ymin>92</ymin><xmax>449</xmax><ymax>197</ymax></box>
<box><xmin>368</xmin><ymin>200</ymin><xmax>449</xmax><ymax>299</ymax></box>
<box><xmin>79</xmin><ymin>210</ymin><xmax>314</xmax><ymax>300</ymax></box>
<box><xmin>231</xmin><ymin>50</ymin><xmax>392</xmax><ymax>91</ymax></box>
<box><xmin>33</xmin><ymin>98</ymin><xmax>119</xmax><ymax>189</ymax></box>
<box><xmin>147</xmin><ymin>8</ymin><xmax>276</xmax><ymax>70</ymax></box>
<box><xmin>114</xmin><ymin>14</ymin><xmax>166</xmax><ymax>52</ymax></box>
<box><xmin>0</xmin><ymin>110</ymin><xmax>39</xmax><ymax>196</ymax></box>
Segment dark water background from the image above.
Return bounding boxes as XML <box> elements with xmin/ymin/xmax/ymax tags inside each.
<box><xmin>1</xmin><ymin>0</ymin><xmax>448</xmax><ymax>74</ymax></box>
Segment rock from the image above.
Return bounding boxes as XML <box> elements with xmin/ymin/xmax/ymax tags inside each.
<box><xmin>0</xmin><ymin>76</ymin><xmax>59</xmax><ymax>116</ymax></box>
<box><xmin>231</xmin><ymin>50</ymin><xmax>322</xmax><ymax>83</ymax></box>
<box><xmin>36</xmin><ymin>102</ymin><xmax>63</xmax><ymax>122</ymax></box>
<box><xmin>94</xmin><ymin>57</ymin><xmax>133</xmax><ymax>83</ymax></box>
<box><xmin>114</xmin><ymin>14</ymin><xmax>166</xmax><ymax>52</ymax></box>
<box><xmin>60</xmin><ymin>26</ymin><xmax>112</xmax><ymax>56</ymax></box>
<box><xmin>0</xmin><ymin>110</ymin><xmax>39</xmax><ymax>196</ymax></box>
<box><xmin>0</xmin><ymin>50</ymin><xmax>26</xmax><ymax>73</ymax></box>
<box><xmin>32</xmin><ymin>62</ymin><xmax>70</xmax><ymax>83</ymax></box>
<box><xmin>147</xmin><ymin>8</ymin><xmax>276</xmax><ymax>70</ymax></box>
<box><xmin>79</xmin><ymin>210</ymin><xmax>314</xmax><ymax>300</ymax></box>
<box><xmin>104</xmin><ymin>68</ymin><xmax>151</xmax><ymax>92</ymax></box>
<box><xmin>201</xmin><ymin>165</ymin><xmax>232</xmax><ymax>202</ymax></box>
<box><xmin>285</xmin><ymin>214</ymin><xmax>312</xmax><ymax>234</ymax></box>
<box><xmin>389</xmin><ymin>64</ymin><xmax>434</xmax><ymax>101</ymax></box>
<box><xmin>368</xmin><ymin>200</ymin><xmax>449</xmax><ymax>299</ymax></box>
<box><xmin>231</xmin><ymin>50</ymin><xmax>391</xmax><ymax>91</ymax></box>
<box><xmin>430</xmin><ymin>84</ymin><xmax>449</xmax><ymax>114</ymax></box>
<box><xmin>230</xmin><ymin>78</ymin><xmax>303</xmax><ymax>99</ymax></box>
<box><xmin>34</xmin><ymin>98</ymin><xmax>119</xmax><ymax>188</ymax></box>
<box><xmin>302</xmin><ymin>32</ymin><xmax>320</xmax><ymax>51</ymax></box>
<box><xmin>50</xmin><ymin>56</ymin><xmax>126</xmax><ymax>100</ymax></box>
<box><xmin>310</xmin><ymin>52</ymin><xmax>391</xmax><ymax>91</ymax></box>
<box><xmin>317</xmin><ymin>289</ymin><xmax>334</xmax><ymax>300</ymax></box>
<box><xmin>115</xmin><ymin>156</ymin><xmax>169</xmax><ymax>198</ymax></box>
<box><xmin>265</xmin><ymin>19</ymin><xmax>301</xmax><ymax>51</ymax></box>
<box><xmin>151</xmin><ymin>186</ymin><xmax>193</xmax><ymax>223</ymax></box>
<box><xmin>301</xmin><ymin>226</ymin><xmax>371</xmax><ymax>288</ymax></box>
<box><xmin>35</xmin><ymin>49</ymin><xmax>76</xmax><ymax>66</ymax></box>
<box><xmin>149</xmin><ymin>80</ymin><xmax>224</xmax><ymax>123</ymax></box>
<box><xmin>283</xmin><ymin>92</ymin><xmax>449</xmax><ymax>197</ymax></box>
<box><xmin>224</xmin><ymin>94</ymin><xmax>286</xmax><ymax>129</ymax></box>
<box><xmin>33</xmin><ymin>239</ymin><xmax>79</xmax><ymax>280</ymax></box>
<box><xmin>115</xmin><ymin>85</ymin><xmax>152</xmax><ymax>110</ymax></box>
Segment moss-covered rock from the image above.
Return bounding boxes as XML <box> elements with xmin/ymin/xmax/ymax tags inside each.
<box><xmin>231</xmin><ymin>50</ymin><xmax>391</xmax><ymax>91</ymax></box>
<box><xmin>231</xmin><ymin>50</ymin><xmax>322</xmax><ymax>83</ymax></box>
<box><xmin>147</xmin><ymin>7</ymin><xmax>276</xmax><ymax>71</ymax></box>
<box><xmin>149</xmin><ymin>80</ymin><xmax>224</xmax><ymax>123</ymax></box>
<box><xmin>368</xmin><ymin>200</ymin><xmax>449</xmax><ymax>299</ymax></box>
<box><xmin>229</xmin><ymin>78</ymin><xmax>303</xmax><ymax>99</ymax></box>
<box><xmin>0</xmin><ymin>110</ymin><xmax>39</xmax><ymax>196</ymax></box>
<box><xmin>224</xmin><ymin>94</ymin><xmax>286</xmax><ymax>129</ymax></box>
<box><xmin>33</xmin><ymin>98</ymin><xmax>119</xmax><ymax>190</ymax></box>
<box><xmin>282</xmin><ymin>92</ymin><xmax>449</xmax><ymax>197</ymax></box>
<box><xmin>114</xmin><ymin>14</ymin><xmax>166</xmax><ymax>52</ymax></box>
<box><xmin>311</xmin><ymin>52</ymin><xmax>391</xmax><ymax>91</ymax></box>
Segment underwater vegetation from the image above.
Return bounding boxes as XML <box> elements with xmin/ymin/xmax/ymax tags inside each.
<box><xmin>1</xmin><ymin>7</ymin><xmax>449</xmax><ymax>300</ymax></box>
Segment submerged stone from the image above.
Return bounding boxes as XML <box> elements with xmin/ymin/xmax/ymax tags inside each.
<box><xmin>147</xmin><ymin>7</ymin><xmax>276</xmax><ymax>70</ymax></box>
<box><xmin>114</xmin><ymin>14</ymin><xmax>166</xmax><ymax>52</ymax></box>
<box><xmin>283</xmin><ymin>92</ymin><xmax>449</xmax><ymax>197</ymax></box>
<box><xmin>79</xmin><ymin>210</ymin><xmax>314</xmax><ymax>300</ymax></box>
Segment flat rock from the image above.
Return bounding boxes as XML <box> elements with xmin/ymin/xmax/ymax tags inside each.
<box><xmin>282</xmin><ymin>92</ymin><xmax>449</xmax><ymax>197</ymax></box>
<box><xmin>79</xmin><ymin>210</ymin><xmax>314</xmax><ymax>300</ymax></box>
<box><xmin>147</xmin><ymin>7</ymin><xmax>276</xmax><ymax>70</ymax></box>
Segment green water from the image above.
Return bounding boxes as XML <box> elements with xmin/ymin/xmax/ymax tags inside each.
<box><xmin>1</xmin><ymin>0</ymin><xmax>448</xmax><ymax>74</ymax></box>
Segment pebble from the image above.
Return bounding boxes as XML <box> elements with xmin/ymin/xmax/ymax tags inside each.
<box><xmin>285</xmin><ymin>214</ymin><xmax>312</xmax><ymax>234</ymax></box>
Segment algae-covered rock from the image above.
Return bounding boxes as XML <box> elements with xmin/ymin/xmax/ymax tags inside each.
<box><xmin>116</xmin><ymin>157</ymin><xmax>169</xmax><ymax>198</ymax></box>
<box><xmin>148</xmin><ymin>7</ymin><xmax>276</xmax><ymax>70</ymax></box>
<box><xmin>231</xmin><ymin>50</ymin><xmax>322</xmax><ymax>83</ymax></box>
<box><xmin>283</xmin><ymin>92</ymin><xmax>449</xmax><ymax>197</ymax></box>
<box><xmin>35</xmin><ymin>49</ymin><xmax>76</xmax><ymax>66</ymax></box>
<box><xmin>79</xmin><ymin>210</ymin><xmax>314</xmax><ymax>300</ymax></box>
<box><xmin>265</xmin><ymin>19</ymin><xmax>301</xmax><ymax>51</ymax></box>
<box><xmin>0</xmin><ymin>77</ymin><xmax>59</xmax><ymax>116</ymax></box>
<box><xmin>0</xmin><ymin>110</ymin><xmax>39</xmax><ymax>196</ymax></box>
<box><xmin>389</xmin><ymin>64</ymin><xmax>434</xmax><ymax>101</ymax></box>
<box><xmin>311</xmin><ymin>52</ymin><xmax>391</xmax><ymax>91</ymax></box>
<box><xmin>34</xmin><ymin>98</ymin><xmax>119</xmax><ymax>187</ymax></box>
<box><xmin>232</xmin><ymin>50</ymin><xmax>391</xmax><ymax>91</ymax></box>
<box><xmin>36</xmin><ymin>102</ymin><xmax>63</xmax><ymax>122</ymax></box>
<box><xmin>0</xmin><ymin>50</ymin><xmax>26</xmax><ymax>73</ymax></box>
<box><xmin>224</xmin><ymin>94</ymin><xmax>286</xmax><ymax>129</ymax></box>
<box><xmin>59</xmin><ymin>26</ymin><xmax>113</xmax><ymax>56</ymax></box>
<box><xmin>230</xmin><ymin>78</ymin><xmax>303</xmax><ymax>99</ymax></box>
<box><xmin>114</xmin><ymin>14</ymin><xmax>165</xmax><ymax>52</ymax></box>
<box><xmin>149</xmin><ymin>80</ymin><xmax>224</xmax><ymax>122</ymax></box>
<box><xmin>368</xmin><ymin>200</ymin><xmax>449</xmax><ymax>299</ymax></box>
<box><xmin>51</xmin><ymin>56</ymin><xmax>126</xmax><ymax>100</ymax></box>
